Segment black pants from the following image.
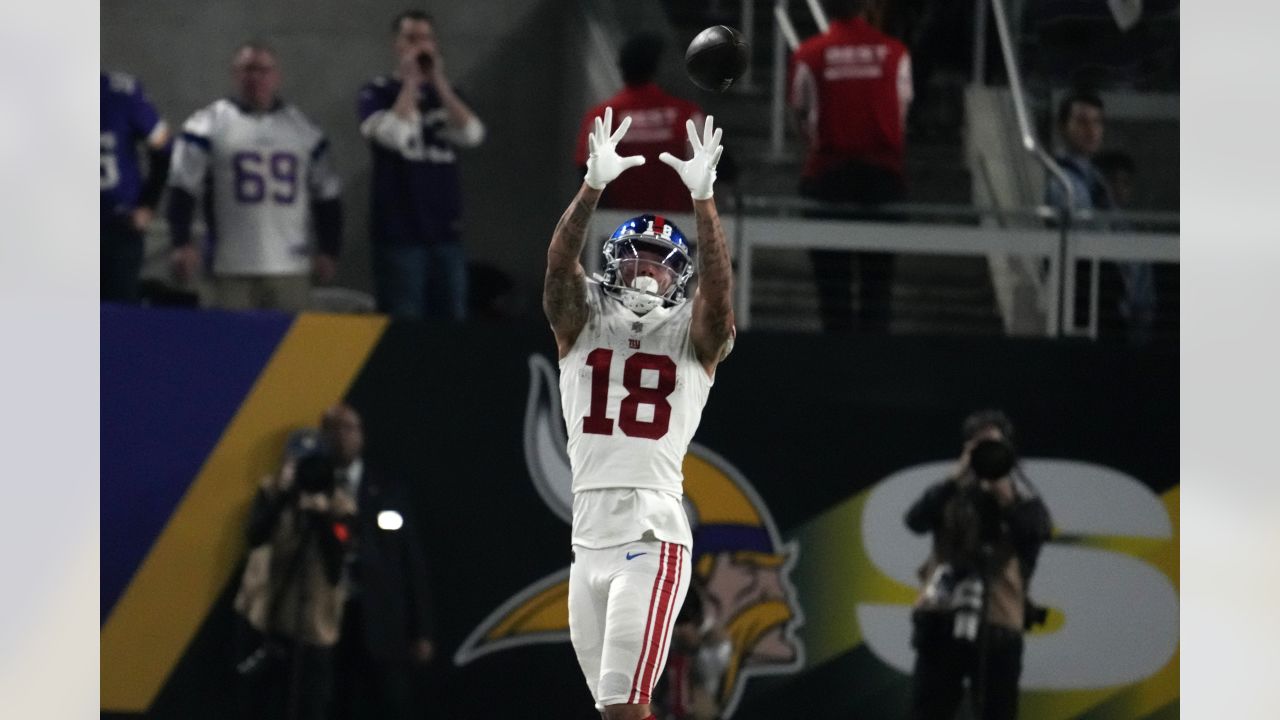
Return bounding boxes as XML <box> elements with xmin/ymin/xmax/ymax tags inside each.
<box><xmin>235</xmin><ymin>619</ymin><xmax>334</xmax><ymax>720</ymax></box>
<box><xmin>101</xmin><ymin>215</ymin><xmax>145</xmax><ymax>303</ymax></box>
<box><xmin>800</xmin><ymin>162</ymin><xmax>906</xmax><ymax>334</ymax></box>
<box><xmin>331</xmin><ymin>600</ymin><xmax>415</xmax><ymax>720</ymax></box>
<box><xmin>909</xmin><ymin>624</ymin><xmax>1024</xmax><ymax>720</ymax></box>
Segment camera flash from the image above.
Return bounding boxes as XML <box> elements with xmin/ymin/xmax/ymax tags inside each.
<box><xmin>377</xmin><ymin>510</ymin><xmax>404</xmax><ymax>530</ymax></box>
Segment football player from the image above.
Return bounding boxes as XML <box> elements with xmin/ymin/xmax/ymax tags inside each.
<box><xmin>167</xmin><ymin>41</ymin><xmax>343</xmax><ymax>312</ymax></box>
<box><xmin>543</xmin><ymin>108</ymin><xmax>735</xmax><ymax>720</ymax></box>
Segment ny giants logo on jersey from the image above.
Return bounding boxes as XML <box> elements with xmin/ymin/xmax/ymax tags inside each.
<box><xmin>453</xmin><ymin>355</ymin><xmax>805</xmax><ymax>718</ymax></box>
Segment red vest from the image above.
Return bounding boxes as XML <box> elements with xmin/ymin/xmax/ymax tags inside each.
<box><xmin>575</xmin><ymin>84</ymin><xmax>705</xmax><ymax>212</ymax></box>
<box><xmin>789</xmin><ymin>17</ymin><xmax>909</xmax><ymax>179</ymax></box>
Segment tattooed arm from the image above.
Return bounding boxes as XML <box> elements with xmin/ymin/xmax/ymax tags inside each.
<box><xmin>689</xmin><ymin>198</ymin><xmax>735</xmax><ymax>375</ymax></box>
<box><xmin>544</xmin><ymin>183</ymin><xmax>601</xmax><ymax>358</ymax></box>
<box><xmin>546</xmin><ymin>107</ymin><xmax>644</xmax><ymax>357</ymax></box>
<box><xmin>659</xmin><ymin>116</ymin><xmax>735</xmax><ymax>376</ymax></box>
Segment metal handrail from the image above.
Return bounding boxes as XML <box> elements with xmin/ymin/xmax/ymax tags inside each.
<box><xmin>770</xmin><ymin>0</ymin><xmax>829</xmax><ymax>157</ymax></box>
<box><xmin>770</xmin><ymin>3</ymin><xmax>798</xmax><ymax>158</ymax></box>
<box><xmin>734</xmin><ymin>195</ymin><xmax>1180</xmax><ymax>228</ymax></box>
<box><xmin>987</xmin><ymin>0</ymin><xmax>1083</xmax><ymax>337</ymax></box>
<box><xmin>739</xmin><ymin>0</ymin><xmax>758</xmax><ymax>89</ymax></box>
<box><xmin>587</xmin><ymin>206</ymin><xmax>1177</xmax><ymax>333</ymax></box>
<box><xmin>972</xmin><ymin>0</ymin><xmax>989</xmax><ymax>85</ymax></box>
<box><xmin>773</xmin><ymin>4</ymin><xmax>800</xmax><ymax>49</ymax></box>
<box><xmin>803</xmin><ymin>0</ymin><xmax>829</xmax><ymax>31</ymax></box>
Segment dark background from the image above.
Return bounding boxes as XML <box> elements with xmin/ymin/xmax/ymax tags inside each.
<box><xmin>103</xmin><ymin>313</ymin><xmax>1177</xmax><ymax>719</ymax></box>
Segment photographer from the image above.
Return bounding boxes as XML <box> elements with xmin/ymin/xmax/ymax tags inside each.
<box><xmin>233</xmin><ymin>428</ymin><xmax>357</xmax><ymax>720</ymax></box>
<box><xmin>654</xmin><ymin>578</ymin><xmax>733</xmax><ymax>720</ymax></box>
<box><xmin>904</xmin><ymin>410</ymin><xmax>1052</xmax><ymax>720</ymax></box>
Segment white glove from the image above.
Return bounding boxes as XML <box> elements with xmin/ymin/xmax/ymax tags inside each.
<box><xmin>660</xmin><ymin>115</ymin><xmax>724</xmax><ymax>201</ymax></box>
<box><xmin>584</xmin><ymin>106</ymin><xmax>645</xmax><ymax>190</ymax></box>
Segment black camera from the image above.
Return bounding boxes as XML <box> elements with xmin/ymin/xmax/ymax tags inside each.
<box><xmin>1024</xmin><ymin>600</ymin><xmax>1049</xmax><ymax>629</ymax></box>
<box><xmin>970</xmin><ymin>438</ymin><xmax>1016</xmax><ymax>480</ymax></box>
<box><xmin>295</xmin><ymin>451</ymin><xmax>337</xmax><ymax>495</ymax></box>
<box><xmin>416</xmin><ymin>51</ymin><xmax>434</xmax><ymax>72</ymax></box>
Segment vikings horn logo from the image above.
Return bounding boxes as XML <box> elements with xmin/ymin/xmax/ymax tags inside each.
<box><xmin>454</xmin><ymin>355</ymin><xmax>805</xmax><ymax>717</ymax></box>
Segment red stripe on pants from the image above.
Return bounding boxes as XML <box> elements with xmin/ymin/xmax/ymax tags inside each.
<box><xmin>637</xmin><ymin>543</ymin><xmax>681</xmax><ymax>703</ymax></box>
<box><xmin>627</xmin><ymin>543</ymin><xmax>670</xmax><ymax>703</ymax></box>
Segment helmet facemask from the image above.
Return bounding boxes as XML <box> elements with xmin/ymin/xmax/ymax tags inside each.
<box><xmin>597</xmin><ymin>215</ymin><xmax>695</xmax><ymax>315</ymax></box>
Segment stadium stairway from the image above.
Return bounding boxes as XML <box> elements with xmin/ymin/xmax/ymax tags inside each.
<box><xmin>661</xmin><ymin>0</ymin><xmax>1004</xmax><ymax>336</ymax></box>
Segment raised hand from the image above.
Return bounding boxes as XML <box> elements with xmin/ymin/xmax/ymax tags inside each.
<box><xmin>584</xmin><ymin>107</ymin><xmax>645</xmax><ymax>190</ymax></box>
<box><xmin>659</xmin><ymin>115</ymin><xmax>724</xmax><ymax>201</ymax></box>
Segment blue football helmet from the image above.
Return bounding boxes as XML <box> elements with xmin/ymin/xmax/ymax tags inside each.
<box><xmin>599</xmin><ymin>214</ymin><xmax>695</xmax><ymax>310</ymax></box>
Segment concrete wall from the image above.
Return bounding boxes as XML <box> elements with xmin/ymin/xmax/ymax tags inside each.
<box><xmin>102</xmin><ymin>0</ymin><xmax>603</xmax><ymax>315</ymax></box>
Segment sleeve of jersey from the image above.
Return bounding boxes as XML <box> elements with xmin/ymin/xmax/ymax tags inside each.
<box><xmin>168</xmin><ymin>107</ymin><xmax>213</xmax><ymax>195</ymax></box>
<box><xmin>789</xmin><ymin>59</ymin><xmax>817</xmax><ymax>113</ymax></box>
<box><xmin>436</xmin><ymin>116</ymin><xmax>485</xmax><ymax>148</ymax></box>
<box><xmin>356</xmin><ymin>81</ymin><xmax>389</xmax><ymax>122</ymax></box>
<box><xmin>357</xmin><ymin>82</ymin><xmax>421</xmax><ymax>156</ymax></box>
<box><xmin>436</xmin><ymin>87</ymin><xmax>485</xmax><ymax>148</ymax></box>
<box><xmin>127</xmin><ymin>79</ymin><xmax>164</xmax><ymax>144</ymax></box>
<box><xmin>307</xmin><ymin>137</ymin><xmax>342</xmax><ymax>200</ymax></box>
<box><xmin>897</xmin><ymin>52</ymin><xmax>914</xmax><ymax>118</ymax></box>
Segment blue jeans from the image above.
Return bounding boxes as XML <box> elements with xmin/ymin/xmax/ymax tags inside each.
<box><xmin>372</xmin><ymin>243</ymin><xmax>468</xmax><ymax>321</ymax></box>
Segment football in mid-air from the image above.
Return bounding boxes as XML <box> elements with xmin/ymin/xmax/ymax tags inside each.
<box><xmin>685</xmin><ymin>25</ymin><xmax>749</xmax><ymax>92</ymax></box>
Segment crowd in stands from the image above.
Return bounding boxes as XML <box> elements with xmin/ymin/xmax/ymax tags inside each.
<box><xmin>102</xmin><ymin>0</ymin><xmax>1175</xmax><ymax>343</ymax></box>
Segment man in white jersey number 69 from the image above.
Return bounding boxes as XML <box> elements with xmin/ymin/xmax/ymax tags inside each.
<box><xmin>543</xmin><ymin>108</ymin><xmax>735</xmax><ymax>720</ymax></box>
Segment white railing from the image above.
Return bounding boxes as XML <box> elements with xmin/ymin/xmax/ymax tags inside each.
<box><xmin>762</xmin><ymin>0</ymin><xmax>1132</xmax><ymax>337</ymax></box>
<box><xmin>769</xmin><ymin>0</ymin><xmax>827</xmax><ymax>158</ymax></box>
<box><xmin>589</xmin><ymin>206</ymin><xmax>1178</xmax><ymax>333</ymax></box>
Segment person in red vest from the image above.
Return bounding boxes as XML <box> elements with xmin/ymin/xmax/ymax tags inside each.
<box><xmin>789</xmin><ymin>0</ymin><xmax>913</xmax><ymax>334</ymax></box>
<box><xmin>575</xmin><ymin>33</ymin><xmax>706</xmax><ymax>213</ymax></box>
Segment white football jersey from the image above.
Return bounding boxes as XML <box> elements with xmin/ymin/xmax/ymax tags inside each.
<box><xmin>560</xmin><ymin>284</ymin><xmax>717</xmax><ymax>548</ymax></box>
<box><xmin>169</xmin><ymin>99</ymin><xmax>341</xmax><ymax>276</ymax></box>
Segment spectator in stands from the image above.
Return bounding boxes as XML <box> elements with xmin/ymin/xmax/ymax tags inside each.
<box><xmin>1095</xmin><ymin>149</ymin><xmax>1157</xmax><ymax>345</ymax></box>
<box><xmin>789</xmin><ymin>0</ymin><xmax>912</xmax><ymax>334</ymax></box>
<box><xmin>167</xmin><ymin>41</ymin><xmax>344</xmax><ymax>312</ymax></box>
<box><xmin>1045</xmin><ymin>89</ymin><xmax>1108</xmax><ymax>219</ymax></box>
<box><xmin>358</xmin><ymin>9</ymin><xmax>486</xmax><ymax>320</ymax></box>
<box><xmin>100</xmin><ymin>71</ymin><xmax>171</xmax><ymax>303</ymax></box>
<box><xmin>574</xmin><ymin>33</ymin><xmax>707</xmax><ymax>213</ymax></box>
<box><xmin>904</xmin><ymin>410</ymin><xmax>1052</xmax><ymax>720</ymax></box>
<box><xmin>1046</xmin><ymin>90</ymin><xmax>1154</xmax><ymax>343</ymax></box>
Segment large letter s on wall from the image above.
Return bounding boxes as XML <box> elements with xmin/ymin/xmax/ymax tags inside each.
<box><xmin>856</xmin><ymin>460</ymin><xmax>1177</xmax><ymax>690</ymax></box>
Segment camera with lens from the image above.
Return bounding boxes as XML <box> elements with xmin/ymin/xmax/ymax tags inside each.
<box><xmin>969</xmin><ymin>437</ymin><xmax>1017</xmax><ymax>480</ymax></box>
<box><xmin>294</xmin><ymin>450</ymin><xmax>337</xmax><ymax>495</ymax></box>
<box><xmin>416</xmin><ymin>51</ymin><xmax>434</xmax><ymax>72</ymax></box>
